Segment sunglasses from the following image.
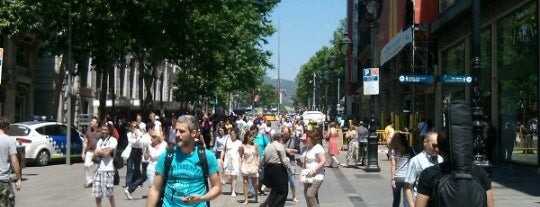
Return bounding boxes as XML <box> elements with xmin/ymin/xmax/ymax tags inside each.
<box><xmin>431</xmin><ymin>143</ymin><xmax>439</xmax><ymax>148</ymax></box>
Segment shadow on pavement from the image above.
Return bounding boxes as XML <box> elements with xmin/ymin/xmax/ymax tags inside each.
<box><xmin>491</xmin><ymin>163</ymin><xmax>540</xmax><ymax>196</ymax></box>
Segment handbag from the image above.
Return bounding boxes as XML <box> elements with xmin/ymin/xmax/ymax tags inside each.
<box><xmin>300</xmin><ymin>169</ymin><xmax>314</xmax><ymax>183</ymax></box>
<box><xmin>240</xmin><ymin>162</ymin><xmax>258</xmax><ymax>175</ymax></box>
<box><xmin>114</xmin><ymin>153</ymin><xmax>124</xmax><ymax>169</ymax></box>
<box><xmin>121</xmin><ymin>144</ymin><xmax>132</xmax><ymax>160</ymax></box>
<box><xmin>92</xmin><ymin>156</ymin><xmax>101</xmax><ymax>164</ymax></box>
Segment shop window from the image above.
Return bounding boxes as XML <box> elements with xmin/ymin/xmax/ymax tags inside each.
<box><xmin>497</xmin><ymin>1</ymin><xmax>538</xmax><ymax>165</ymax></box>
<box><xmin>441</xmin><ymin>42</ymin><xmax>466</xmax><ymax>101</ymax></box>
<box><xmin>480</xmin><ymin>28</ymin><xmax>491</xmax><ymax>94</ymax></box>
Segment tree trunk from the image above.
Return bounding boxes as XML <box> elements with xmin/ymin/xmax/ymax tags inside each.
<box><xmin>96</xmin><ymin>58</ymin><xmax>110</xmax><ymax>122</ymax></box>
<box><xmin>52</xmin><ymin>54</ymin><xmax>67</xmax><ymax>121</ymax></box>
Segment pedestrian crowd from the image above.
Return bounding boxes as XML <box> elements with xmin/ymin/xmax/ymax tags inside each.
<box><xmin>78</xmin><ymin>111</ymin><xmax>335</xmax><ymax>207</ymax></box>
<box><xmin>74</xmin><ymin>105</ymin><xmax>494</xmax><ymax>207</ymax></box>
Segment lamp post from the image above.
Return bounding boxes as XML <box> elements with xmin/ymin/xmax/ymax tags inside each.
<box><xmin>340</xmin><ymin>33</ymin><xmax>352</xmax><ymax>118</ymax></box>
<box><xmin>364</xmin><ymin>0</ymin><xmax>381</xmax><ymax>172</ymax></box>
<box><xmin>470</xmin><ymin>0</ymin><xmax>492</xmax><ymax>175</ymax></box>
<box><xmin>312</xmin><ymin>73</ymin><xmax>316</xmax><ymax>110</ymax></box>
<box><xmin>327</xmin><ymin>53</ymin><xmax>336</xmax><ymax>117</ymax></box>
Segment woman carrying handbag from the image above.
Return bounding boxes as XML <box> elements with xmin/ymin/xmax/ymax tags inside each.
<box><xmin>239</xmin><ymin>129</ymin><xmax>260</xmax><ymax>204</ymax></box>
<box><xmin>298</xmin><ymin>130</ymin><xmax>326</xmax><ymax>207</ymax></box>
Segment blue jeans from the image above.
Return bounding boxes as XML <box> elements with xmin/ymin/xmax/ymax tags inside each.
<box><xmin>288</xmin><ymin>166</ymin><xmax>297</xmax><ymax>190</ymax></box>
<box><xmin>392</xmin><ymin>177</ymin><xmax>408</xmax><ymax>207</ymax></box>
<box><xmin>126</xmin><ymin>148</ymin><xmax>142</xmax><ymax>187</ymax></box>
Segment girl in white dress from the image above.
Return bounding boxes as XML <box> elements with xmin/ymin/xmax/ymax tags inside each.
<box><xmin>239</xmin><ymin>129</ymin><xmax>260</xmax><ymax>204</ymax></box>
<box><xmin>220</xmin><ymin>126</ymin><xmax>243</xmax><ymax>197</ymax></box>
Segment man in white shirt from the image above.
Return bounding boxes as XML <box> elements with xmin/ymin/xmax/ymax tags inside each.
<box><xmin>404</xmin><ymin>132</ymin><xmax>444</xmax><ymax>207</ymax></box>
<box><xmin>235</xmin><ymin>115</ymin><xmax>246</xmax><ymax>137</ymax></box>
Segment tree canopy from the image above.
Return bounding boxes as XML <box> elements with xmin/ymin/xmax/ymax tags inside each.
<box><xmin>0</xmin><ymin>0</ymin><xmax>280</xmax><ymax>118</ymax></box>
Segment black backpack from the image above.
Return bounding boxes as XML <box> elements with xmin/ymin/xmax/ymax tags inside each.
<box><xmin>158</xmin><ymin>145</ymin><xmax>210</xmax><ymax>207</ymax></box>
<box><xmin>431</xmin><ymin>165</ymin><xmax>487</xmax><ymax>207</ymax></box>
<box><xmin>432</xmin><ymin>101</ymin><xmax>487</xmax><ymax>207</ymax></box>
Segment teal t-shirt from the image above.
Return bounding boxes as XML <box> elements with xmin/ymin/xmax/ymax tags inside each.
<box><xmin>254</xmin><ymin>134</ymin><xmax>269</xmax><ymax>157</ymax></box>
<box><xmin>155</xmin><ymin>146</ymin><xmax>219</xmax><ymax>207</ymax></box>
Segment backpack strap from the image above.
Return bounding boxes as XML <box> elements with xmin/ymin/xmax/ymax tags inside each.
<box><xmin>158</xmin><ymin>147</ymin><xmax>175</xmax><ymax>206</ymax></box>
<box><xmin>197</xmin><ymin>146</ymin><xmax>210</xmax><ymax>207</ymax></box>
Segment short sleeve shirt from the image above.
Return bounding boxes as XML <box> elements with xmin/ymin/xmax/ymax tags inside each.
<box><xmin>155</xmin><ymin>146</ymin><xmax>219</xmax><ymax>207</ymax></box>
<box><xmin>404</xmin><ymin>151</ymin><xmax>443</xmax><ymax>196</ymax></box>
<box><xmin>0</xmin><ymin>134</ymin><xmax>17</xmax><ymax>180</ymax></box>
<box><xmin>416</xmin><ymin>162</ymin><xmax>491</xmax><ymax>206</ymax></box>
<box><xmin>96</xmin><ymin>137</ymin><xmax>118</xmax><ymax>172</ymax></box>
<box><xmin>300</xmin><ymin>144</ymin><xmax>325</xmax><ymax>180</ymax></box>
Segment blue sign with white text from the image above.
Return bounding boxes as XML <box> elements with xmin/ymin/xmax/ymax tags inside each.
<box><xmin>398</xmin><ymin>75</ymin><xmax>433</xmax><ymax>84</ymax></box>
<box><xmin>440</xmin><ymin>75</ymin><xmax>473</xmax><ymax>84</ymax></box>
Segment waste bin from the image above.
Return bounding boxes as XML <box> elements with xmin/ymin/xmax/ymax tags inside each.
<box><xmin>16</xmin><ymin>145</ymin><xmax>25</xmax><ymax>175</ymax></box>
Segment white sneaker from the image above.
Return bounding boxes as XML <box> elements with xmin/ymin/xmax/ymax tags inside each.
<box><xmin>231</xmin><ymin>192</ymin><xmax>236</xmax><ymax>197</ymax></box>
<box><xmin>124</xmin><ymin>188</ymin><xmax>133</xmax><ymax>200</ymax></box>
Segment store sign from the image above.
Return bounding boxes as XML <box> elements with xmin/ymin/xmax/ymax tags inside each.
<box><xmin>380</xmin><ymin>27</ymin><xmax>412</xmax><ymax>66</ymax></box>
<box><xmin>363</xmin><ymin>68</ymin><xmax>379</xmax><ymax>95</ymax></box>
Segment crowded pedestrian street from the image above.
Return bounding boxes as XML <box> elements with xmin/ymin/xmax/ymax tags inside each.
<box><xmin>15</xmin><ymin>144</ymin><xmax>540</xmax><ymax>207</ymax></box>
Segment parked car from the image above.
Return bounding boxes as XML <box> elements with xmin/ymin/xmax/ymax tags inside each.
<box><xmin>302</xmin><ymin>111</ymin><xmax>325</xmax><ymax>125</ymax></box>
<box><xmin>6</xmin><ymin>121</ymin><xmax>85</xmax><ymax>166</ymax></box>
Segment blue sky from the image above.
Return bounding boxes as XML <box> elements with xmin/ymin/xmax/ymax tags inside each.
<box><xmin>264</xmin><ymin>0</ymin><xmax>347</xmax><ymax>81</ymax></box>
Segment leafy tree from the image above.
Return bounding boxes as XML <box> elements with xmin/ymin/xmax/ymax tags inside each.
<box><xmin>293</xmin><ymin>20</ymin><xmax>347</xmax><ymax>112</ymax></box>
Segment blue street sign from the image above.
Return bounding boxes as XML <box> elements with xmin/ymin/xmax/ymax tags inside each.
<box><xmin>440</xmin><ymin>75</ymin><xmax>473</xmax><ymax>84</ymax></box>
<box><xmin>363</xmin><ymin>76</ymin><xmax>379</xmax><ymax>82</ymax></box>
<box><xmin>398</xmin><ymin>75</ymin><xmax>433</xmax><ymax>84</ymax></box>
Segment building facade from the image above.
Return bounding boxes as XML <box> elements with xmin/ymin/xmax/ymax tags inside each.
<box><xmin>1</xmin><ymin>34</ymin><xmax>178</xmax><ymax>126</ymax></box>
<box><xmin>350</xmin><ymin>0</ymin><xmax>538</xmax><ymax>168</ymax></box>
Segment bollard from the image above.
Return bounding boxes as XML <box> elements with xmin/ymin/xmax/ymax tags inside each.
<box><xmin>365</xmin><ymin>132</ymin><xmax>380</xmax><ymax>172</ymax></box>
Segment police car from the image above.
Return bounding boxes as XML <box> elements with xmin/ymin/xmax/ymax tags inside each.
<box><xmin>6</xmin><ymin>121</ymin><xmax>84</xmax><ymax>166</ymax></box>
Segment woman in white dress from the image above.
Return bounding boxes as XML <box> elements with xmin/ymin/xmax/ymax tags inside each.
<box><xmin>220</xmin><ymin>126</ymin><xmax>243</xmax><ymax>197</ymax></box>
<box><xmin>239</xmin><ymin>129</ymin><xmax>260</xmax><ymax>204</ymax></box>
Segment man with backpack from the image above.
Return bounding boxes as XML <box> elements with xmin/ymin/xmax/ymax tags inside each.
<box><xmin>146</xmin><ymin>115</ymin><xmax>221</xmax><ymax>207</ymax></box>
<box><xmin>414</xmin><ymin>133</ymin><xmax>494</xmax><ymax>207</ymax></box>
<box><xmin>415</xmin><ymin>101</ymin><xmax>494</xmax><ymax>207</ymax></box>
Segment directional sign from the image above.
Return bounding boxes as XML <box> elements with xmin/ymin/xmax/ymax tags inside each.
<box><xmin>363</xmin><ymin>68</ymin><xmax>379</xmax><ymax>95</ymax></box>
<box><xmin>0</xmin><ymin>48</ymin><xmax>3</xmax><ymax>85</ymax></box>
<box><xmin>398</xmin><ymin>75</ymin><xmax>433</xmax><ymax>84</ymax></box>
<box><xmin>440</xmin><ymin>75</ymin><xmax>473</xmax><ymax>84</ymax></box>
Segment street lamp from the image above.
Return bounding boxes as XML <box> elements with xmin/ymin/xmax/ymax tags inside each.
<box><xmin>340</xmin><ymin>33</ymin><xmax>352</xmax><ymax>119</ymax></box>
<box><xmin>327</xmin><ymin>53</ymin><xmax>336</xmax><ymax>117</ymax></box>
<box><xmin>312</xmin><ymin>73</ymin><xmax>316</xmax><ymax>110</ymax></box>
<box><xmin>364</xmin><ymin>0</ymin><xmax>382</xmax><ymax>172</ymax></box>
<box><xmin>470</xmin><ymin>0</ymin><xmax>492</xmax><ymax>175</ymax></box>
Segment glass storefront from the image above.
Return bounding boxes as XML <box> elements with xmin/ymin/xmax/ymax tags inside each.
<box><xmin>497</xmin><ymin>1</ymin><xmax>538</xmax><ymax>165</ymax></box>
<box><xmin>441</xmin><ymin>42</ymin><xmax>466</xmax><ymax>102</ymax></box>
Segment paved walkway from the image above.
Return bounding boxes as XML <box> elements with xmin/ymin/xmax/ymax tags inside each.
<box><xmin>15</xmin><ymin>144</ymin><xmax>540</xmax><ymax>207</ymax></box>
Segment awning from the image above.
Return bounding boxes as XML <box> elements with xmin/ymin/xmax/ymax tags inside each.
<box><xmin>379</xmin><ymin>26</ymin><xmax>413</xmax><ymax>66</ymax></box>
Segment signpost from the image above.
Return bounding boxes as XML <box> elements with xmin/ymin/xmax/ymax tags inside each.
<box><xmin>398</xmin><ymin>75</ymin><xmax>433</xmax><ymax>84</ymax></box>
<box><xmin>363</xmin><ymin>68</ymin><xmax>379</xmax><ymax>95</ymax></box>
<box><xmin>440</xmin><ymin>75</ymin><xmax>473</xmax><ymax>84</ymax></box>
<box><xmin>397</xmin><ymin>74</ymin><xmax>472</xmax><ymax>84</ymax></box>
<box><xmin>0</xmin><ymin>48</ymin><xmax>3</xmax><ymax>85</ymax></box>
